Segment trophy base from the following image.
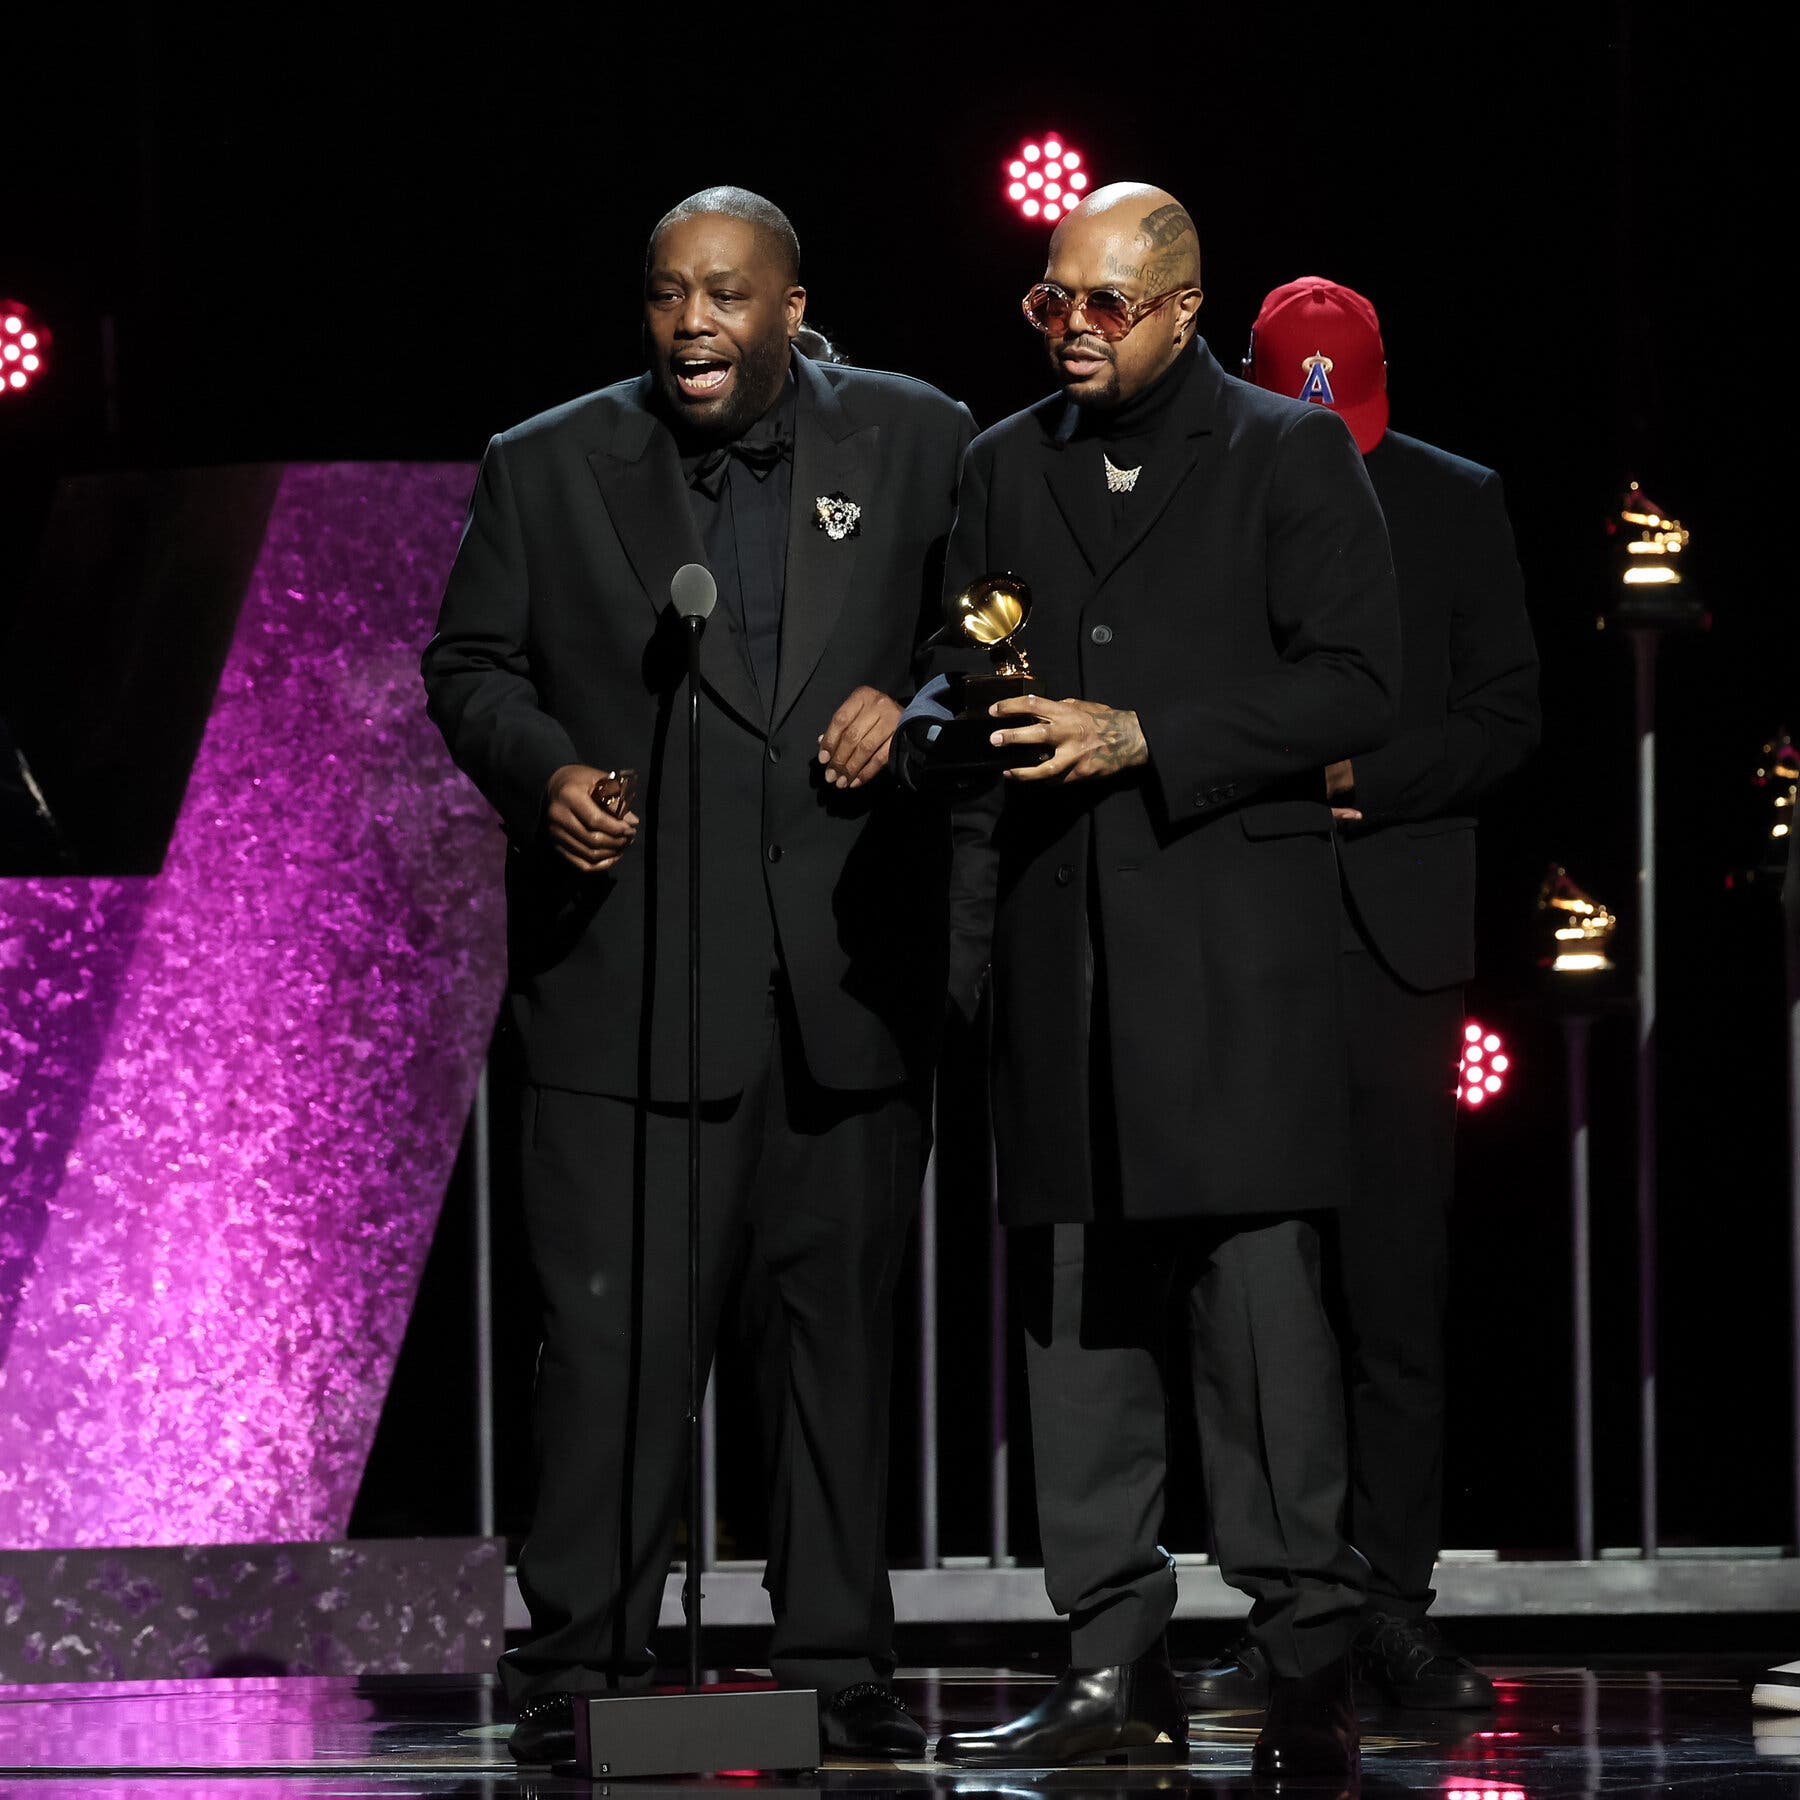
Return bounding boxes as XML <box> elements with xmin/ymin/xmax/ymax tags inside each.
<box><xmin>946</xmin><ymin>671</ymin><xmax>1043</xmax><ymax>717</ymax></box>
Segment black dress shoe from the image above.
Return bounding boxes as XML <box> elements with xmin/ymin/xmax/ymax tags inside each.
<box><xmin>1351</xmin><ymin>1612</ymin><xmax>1495</xmax><ymax>1710</ymax></box>
<box><xmin>509</xmin><ymin>1692</ymin><xmax>575</xmax><ymax>1765</ymax></box>
<box><xmin>934</xmin><ymin>1654</ymin><xmax>1188</xmax><ymax>1767</ymax></box>
<box><xmin>820</xmin><ymin>1682</ymin><xmax>926</xmax><ymax>1761</ymax></box>
<box><xmin>1185</xmin><ymin>1635</ymin><xmax>1272</xmax><ymax>1708</ymax></box>
<box><xmin>1252</xmin><ymin>1654</ymin><xmax>1359</xmax><ymax>1787</ymax></box>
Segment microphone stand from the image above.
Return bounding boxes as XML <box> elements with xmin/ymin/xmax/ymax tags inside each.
<box><xmin>684</xmin><ymin>609</ymin><xmax>704</xmax><ymax>1693</ymax></box>
<box><xmin>569</xmin><ymin>570</ymin><xmax>818</xmax><ymax>1779</ymax></box>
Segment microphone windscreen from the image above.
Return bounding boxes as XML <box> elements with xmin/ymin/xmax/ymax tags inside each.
<box><xmin>670</xmin><ymin>563</ymin><xmax>718</xmax><ymax>621</ymax></box>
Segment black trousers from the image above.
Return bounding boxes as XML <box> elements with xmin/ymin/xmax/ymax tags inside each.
<box><xmin>500</xmin><ymin>976</ymin><xmax>924</xmax><ymax>1703</ymax></box>
<box><xmin>1018</xmin><ymin>1215</ymin><xmax>1368</xmax><ymax>1678</ymax></box>
<box><xmin>1329</xmin><ymin>937</ymin><xmax>1464</xmax><ymax>1617</ymax></box>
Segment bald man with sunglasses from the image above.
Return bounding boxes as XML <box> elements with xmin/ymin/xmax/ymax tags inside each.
<box><xmin>923</xmin><ymin>186</ymin><xmax>1399</xmax><ymax>1783</ymax></box>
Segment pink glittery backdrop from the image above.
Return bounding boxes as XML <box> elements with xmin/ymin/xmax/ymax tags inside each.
<box><xmin>0</xmin><ymin>463</ymin><xmax>505</xmax><ymax>1547</ymax></box>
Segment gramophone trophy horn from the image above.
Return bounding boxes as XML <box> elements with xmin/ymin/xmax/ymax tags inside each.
<box><xmin>945</xmin><ymin>572</ymin><xmax>1044</xmax><ymax>720</ymax></box>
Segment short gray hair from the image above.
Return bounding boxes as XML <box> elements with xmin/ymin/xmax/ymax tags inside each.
<box><xmin>648</xmin><ymin>187</ymin><xmax>801</xmax><ymax>284</ymax></box>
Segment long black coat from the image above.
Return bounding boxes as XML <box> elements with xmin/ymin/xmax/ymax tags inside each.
<box><xmin>1335</xmin><ymin>430</ymin><xmax>1541</xmax><ymax>990</ymax></box>
<box><xmin>423</xmin><ymin>354</ymin><xmax>972</xmax><ymax>1100</ymax></box>
<box><xmin>945</xmin><ymin>343</ymin><xmax>1400</xmax><ymax>1224</ymax></box>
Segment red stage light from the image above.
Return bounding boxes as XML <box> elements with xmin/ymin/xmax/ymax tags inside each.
<box><xmin>1005</xmin><ymin>135</ymin><xmax>1091</xmax><ymax>224</ymax></box>
<box><xmin>1459</xmin><ymin>1020</ymin><xmax>1511</xmax><ymax>1108</ymax></box>
<box><xmin>0</xmin><ymin>300</ymin><xmax>50</xmax><ymax>399</ymax></box>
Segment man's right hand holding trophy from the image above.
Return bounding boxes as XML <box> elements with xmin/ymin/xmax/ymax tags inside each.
<box><xmin>898</xmin><ymin>571</ymin><xmax>1148</xmax><ymax>785</ymax></box>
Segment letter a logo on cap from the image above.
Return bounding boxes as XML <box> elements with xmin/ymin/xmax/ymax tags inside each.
<box><xmin>1298</xmin><ymin>352</ymin><xmax>1335</xmax><ymax>405</ymax></box>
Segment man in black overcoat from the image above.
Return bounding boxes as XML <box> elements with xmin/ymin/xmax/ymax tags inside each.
<box><xmin>1188</xmin><ymin>277</ymin><xmax>1539</xmax><ymax>1714</ymax></box>
<box><xmin>924</xmin><ymin>186</ymin><xmax>1399</xmax><ymax>1784</ymax></box>
<box><xmin>422</xmin><ymin>187</ymin><xmax>971</xmax><ymax>1766</ymax></box>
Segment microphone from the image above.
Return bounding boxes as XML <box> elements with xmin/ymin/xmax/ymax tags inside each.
<box><xmin>670</xmin><ymin>563</ymin><xmax>717</xmax><ymax>625</ymax></box>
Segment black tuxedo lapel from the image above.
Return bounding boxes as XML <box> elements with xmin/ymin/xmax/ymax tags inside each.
<box><xmin>773</xmin><ymin>356</ymin><xmax>878</xmax><ymax>729</ymax></box>
<box><xmin>587</xmin><ymin>376</ymin><xmax>765</xmax><ymax>733</ymax></box>
<box><xmin>1094</xmin><ymin>435</ymin><xmax>1208</xmax><ymax>588</ymax></box>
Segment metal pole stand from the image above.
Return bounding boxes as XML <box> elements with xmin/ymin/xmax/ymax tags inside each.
<box><xmin>1629</xmin><ymin>627</ymin><xmax>1660</xmax><ymax>1559</ymax></box>
<box><xmin>1562</xmin><ymin>1012</ymin><xmax>1597</xmax><ymax>1563</ymax></box>
<box><xmin>1540</xmin><ymin>967</ymin><xmax>1629</xmax><ymax>1561</ymax></box>
<box><xmin>1604</xmin><ymin>588</ymin><xmax>1705</xmax><ymax>1557</ymax></box>
<box><xmin>1784</xmin><ymin>808</ymin><xmax>1800</xmax><ymax>1553</ymax></box>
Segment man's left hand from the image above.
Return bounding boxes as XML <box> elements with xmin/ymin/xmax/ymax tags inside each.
<box><xmin>819</xmin><ymin>686</ymin><xmax>903</xmax><ymax>788</ymax></box>
<box><xmin>989</xmin><ymin>696</ymin><xmax>1149</xmax><ymax>782</ymax></box>
<box><xmin>1325</xmin><ymin>758</ymin><xmax>1362</xmax><ymax>824</ymax></box>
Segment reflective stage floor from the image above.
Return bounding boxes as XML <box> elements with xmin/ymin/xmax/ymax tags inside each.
<box><xmin>0</xmin><ymin>1660</ymin><xmax>1792</xmax><ymax>1796</ymax></box>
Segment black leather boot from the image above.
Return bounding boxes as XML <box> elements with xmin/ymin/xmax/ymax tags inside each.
<box><xmin>508</xmin><ymin>1692</ymin><xmax>576</xmax><ymax>1765</ymax></box>
<box><xmin>1251</xmin><ymin>1654</ymin><xmax>1359</xmax><ymax>1787</ymax></box>
<box><xmin>1352</xmin><ymin>1611</ymin><xmax>1495</xmax><ymax>1709</ymax></box>
<box><xmin>820</xmin><ymin>1681</ymin><xmax>927</xmax><ymax>1760</ymax></box>
<box><xmin>934</xmin><ymin>1653</ymin><xmax>1188</xmax><ymax>1767</ymax></box>
<box><xmin>1184</xmin><ymin>1634</ymin><xmax>1272</xmax><ymax>1708</ymax></box>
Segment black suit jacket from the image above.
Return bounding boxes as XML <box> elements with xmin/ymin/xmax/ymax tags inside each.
<box><xmin>423</xmin><ymin>353</ymin><xmax>973</xmax><ymax>1099</ymax></box>
<box><xmin>1337</xmin><ymin>431</ymin><xmax>1541</xmax><ymax>990</ymax></box>
<box><xmin>942</xmin><ymin>342</ymin><xmax>1400</xmax><ymax>1225</ymax></box>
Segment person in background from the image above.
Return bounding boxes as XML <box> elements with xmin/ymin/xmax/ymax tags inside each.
<box><xmin>1188</xmin><ymin>275</ymin><xmax>1540</xmax><ymax>1714</ymax></box>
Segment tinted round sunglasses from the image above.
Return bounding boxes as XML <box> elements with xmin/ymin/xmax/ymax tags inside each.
<box><xmin>1020</xmin><ymin>282</ymin><xmax>1192</xmax><ymax>343</ymax></box>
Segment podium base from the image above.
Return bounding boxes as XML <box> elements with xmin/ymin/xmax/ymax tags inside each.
<box><xmin>571</xmin><ymin>1685</ymin><xmax>820</xmax><ymax>1779</ymax></box>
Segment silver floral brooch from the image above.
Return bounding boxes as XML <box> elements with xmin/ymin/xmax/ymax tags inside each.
<box><xmin>814</xmin><ymin>492</ymin><xmax>862</xmax><ymax>541</ymax></box>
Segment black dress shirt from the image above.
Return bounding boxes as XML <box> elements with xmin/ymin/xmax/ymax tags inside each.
<box><xmin>678</xmin><ymin>373</ymin><xmax>796</xmax><ymax>711</ymax></box>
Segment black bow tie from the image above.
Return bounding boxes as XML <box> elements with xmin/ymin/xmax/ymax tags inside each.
<box><xmin>688</xmin><ymin>432</ymin><xmax>792</xmax><ymax>495</ymax></box>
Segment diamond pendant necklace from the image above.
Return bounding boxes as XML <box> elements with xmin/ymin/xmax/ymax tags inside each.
<box><xmin>1103</xmin><ymin>453</ymin><xmax>1142</xmax><ymax>495</ymax></box>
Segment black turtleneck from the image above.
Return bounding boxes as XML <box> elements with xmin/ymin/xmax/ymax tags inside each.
<box><xmin>1075</xmin><ymin>338</ymin><xmax>1198</xmax><ymax>445</ymax></box>
<box><xmin>671</xmin><ymin>366</ymin><xmax>796</xmax><ymax>713</ymax></box>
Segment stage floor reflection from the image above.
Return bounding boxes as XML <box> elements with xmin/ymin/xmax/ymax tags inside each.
<box><xmin>0</xmin><ymin>1660</ymin><xmax>1789</xmax><ymax>1796</ymax></box>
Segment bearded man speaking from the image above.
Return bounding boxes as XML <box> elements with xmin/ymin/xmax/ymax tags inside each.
<box><xmin>423</xmin><ymin>187</ymin><xmax>970</xmax><ymax>1767</ymax></box>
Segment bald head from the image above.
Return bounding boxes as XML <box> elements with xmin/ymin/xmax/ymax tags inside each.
<box><xmin>1039</xmin><ymin>183</ymin><xmax>1204</xmax><ymax>410</ymax></box>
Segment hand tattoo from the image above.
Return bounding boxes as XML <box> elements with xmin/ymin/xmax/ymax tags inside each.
<box><xmin>1090</xmin><ymin>706</ymin><xmax>1148</xmax><ymax>776</ymax></box>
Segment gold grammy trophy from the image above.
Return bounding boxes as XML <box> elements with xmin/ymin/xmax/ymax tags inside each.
<box><xmin>945</xmin><ymin>571</ymin><xmax>1044</xmax><ymax>721</ymax></box>
<box><xmin>1537</xmin><ymin>864</ymin><xmax>1619</xmax><ymax>973</ymax></box>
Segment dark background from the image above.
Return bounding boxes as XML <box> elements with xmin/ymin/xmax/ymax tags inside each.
<box><xmin>3</xmin><ymin>9</ymin><xmax>1790</xmax><ymax>1565</ymax></box>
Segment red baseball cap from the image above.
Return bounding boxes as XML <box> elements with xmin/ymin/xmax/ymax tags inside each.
<box><xmin>1246</xmin><ymin>276</ymin><xmax>1388</xmax><ymax>453</ymax></box>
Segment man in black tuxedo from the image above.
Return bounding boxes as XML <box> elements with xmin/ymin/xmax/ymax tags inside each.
<box><xmin>1187</xmin><ymin>277</ymin><xmax>1539</xmax><ymax>1713</ymax></box>
<box><xmin>924</xmin><ymin>186</ymin><xmax>1399</xmax><ymax>1784</ymax></box>
<box><xmin>422</xmin><ymin>186</ymin><xmax>971</xmax><ymax>1766</ymax></box>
